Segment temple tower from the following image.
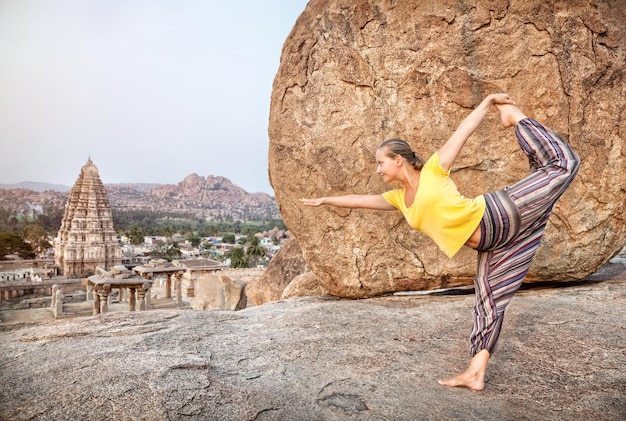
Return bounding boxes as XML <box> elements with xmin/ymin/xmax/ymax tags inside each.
<box><xmin>54</xmin><ymin>158</ymin><xmax>121</xmax><ymax>277</ymax></box>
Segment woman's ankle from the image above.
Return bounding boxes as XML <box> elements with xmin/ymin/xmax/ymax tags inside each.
<box><xmin>495</xmin><ymin>104</ymin><xmax>526</xmax><ymax>128</ymax></box>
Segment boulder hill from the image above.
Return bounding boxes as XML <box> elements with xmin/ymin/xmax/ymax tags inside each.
<box><xmin>0</xmin><ymin>175</ymin><xmax>280</xmax><ymax>222</ymax></box>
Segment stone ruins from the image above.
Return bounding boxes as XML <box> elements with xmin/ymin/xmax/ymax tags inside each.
<box><xmin>54</xmin><ymin>158</ymin><xmax>121</xmax><ymax>277</ymax></box>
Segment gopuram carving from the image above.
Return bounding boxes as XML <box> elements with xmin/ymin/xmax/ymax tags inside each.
<box><xmin>54</xmin><ymin>159</ymin><xmax>121</xmax><ymax>277</ymax></box>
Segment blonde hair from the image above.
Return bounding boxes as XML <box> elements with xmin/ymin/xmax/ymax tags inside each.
<box><xmin>378</xmin><ymin>138</ymin><xmax>424</xmax><ymax>170</ymax></box>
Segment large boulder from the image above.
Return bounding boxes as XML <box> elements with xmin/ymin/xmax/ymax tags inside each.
<box><xmin>281</xmin><ymin>271</ymin><xmax>330</xmax><ymax>300</ymax></box>
<box><xmin>246</xmin><ymin>237</ymin><xmax>309</xmax><ymax>305</ymax></box>
<box><xmin>191</xmin><ymin>274</ymin><xmax>247</xmax><ymax>311</ymax></box>
<box><xmin>269</xmin><ymin>0</ymin><xmax>626</xmax><ymax>298</ymax></box>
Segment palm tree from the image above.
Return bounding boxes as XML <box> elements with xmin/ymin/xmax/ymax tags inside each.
<box><xmin>127</xmin><ymin>224</ymin><xmax>144</xmax><ymax>245</ymax></box>
<box><xmin>186</xmin><ymin>232</ymin><xmax>201</xmax><ymax>247</ymax></box>
<box><xmin>228</xmin><ymin>247</ymin><xmax>248</xmax><ymax>268</ymax></box>
<box><xmin>162</xmin><ymin>225</ymin><xmax>174</xmax><ymax>239</ymax></box>
<box><xmin>246</xmin><ymin>237</ymin><xmax>266</xmax><ymax>267</ymax></box>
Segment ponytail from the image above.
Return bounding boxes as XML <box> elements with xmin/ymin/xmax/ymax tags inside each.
<box><xmin>378</xmin><ymin>138</ymin><xmax>424</xmax><ymax>170</ymax></box>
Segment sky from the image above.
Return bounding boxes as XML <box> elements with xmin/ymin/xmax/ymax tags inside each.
<box><xmin>0</xmin><ymin>0</ymin><xmax>309</xmax><ymax>195</ymax></box>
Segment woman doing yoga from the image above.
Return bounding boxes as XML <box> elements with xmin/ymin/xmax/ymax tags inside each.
<box><xmin>300</xmin><ymin>93</ymin><xmax>580</xmax><ymax>391</ymax></box>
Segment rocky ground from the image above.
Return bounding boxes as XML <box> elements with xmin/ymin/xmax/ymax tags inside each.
<box><xmin>0</xmin><ymin>249</ymin><xmax>624</xmax><ymax>420</ymax></box>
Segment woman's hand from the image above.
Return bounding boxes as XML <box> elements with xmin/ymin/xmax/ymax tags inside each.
<box><xmin>489</xmin><ymin>93</ymin><xmax>516</xmax><ymax>106</ymax></box>
<box><xmin>438</xmin><ymin>93</ymin><xmax>516</xmax><ymax>170</ymax></box>
<box><xmin>299</xmin><ymin>198</ymin><xmax>325</xmax><ymax>207</ymax></box>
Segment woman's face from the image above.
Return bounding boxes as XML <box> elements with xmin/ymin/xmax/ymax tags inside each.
<box><xmin>375</xmin><ymin>147</ymin><xmax>399</xmax><ymax>183</ymax></box>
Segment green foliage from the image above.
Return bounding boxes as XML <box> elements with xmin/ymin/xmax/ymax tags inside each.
<box><xmin>0</xmin><ymin>206</ymin><xmax>63</xmax><ymax>235</ymax></box>
<box><xmin>110</xmin><ymin>209</ymin><xmax>284</xmax><ymax>238</ymax></box>
<box><xmin>0</xmin><ymin>205</ymin><xmax>284</xmax><ymax>258</ymax></box>
<box><xmin>22</xmin><ymin>224</ymin><xmax>52</xmax><ymax>257</ymax></box>
<box><xmin>227</xmin><ymin>247</ymin><xmax>248</xmax><ymax>268</ymax></box>
<box><xmin>186</xmin><ymin>232</ymin><xmax>202</xmax><ymax>247</ymax></box>
<box><xmin>37</xmin><ymin>207</ymin><xmax>65</xmax><ymax>232</ymax></box>
<box><xmin>0</xmin><ymin>232</ymin><xmax>35</xmax><ymax>260</ymax></box>
<box><xmin>221</xmin><ymin>233</ymin><xmax>236</xmax><ymax>244</ymax></box>
<box><xmin>150</xmin><ymin>241</ymin><xmax>182</xmax><ymax>262</ymax></box>
<box><xmin>126</xmin><ymin>224</ymin><xmax>145</xmax><ymax>246</ymax></box>
<box><xmin>246</xmin><ymin>236</ymin><xmax>266</xmax><ymax>267</ymax></box>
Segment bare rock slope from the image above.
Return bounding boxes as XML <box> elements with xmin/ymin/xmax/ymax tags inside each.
<box><xmin>268</xmin><ymin>0</ymin><xmax>626</xmax><ymax>298</ymax></box>
<box><xmin>1</xmin><ymin>249</ymin><xmax>625</xmax><ymax>420</ymax></box>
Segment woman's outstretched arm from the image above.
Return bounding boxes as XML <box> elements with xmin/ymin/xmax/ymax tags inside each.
<box><xmin>438</xmin><ymin>93</ymin><xmax>516</xmax><ymax>171</ymax></box>
<box><xmin>300</xmin><ymin>194</ymin><xmax>395</xmax><ymax>210</ymax></box>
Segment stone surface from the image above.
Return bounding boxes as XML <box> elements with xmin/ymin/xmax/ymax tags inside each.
<box><xmin>0</xmin><ymin>248</ymin><xmax>625</xmax><ymax>420</ymax></box>
<box><xmin>268</xmin><ymin>0</ymin><xmax>626</xmax><ymax>298</ymax></box>
<box><xmin>190</xmin><ymin>274</ymin><xmax>246</xmax><ymax>311</ymax></box>
<box><xmin>281</xmin><ymin>271</ymin><xmax>329</xmax><ymax>300</ymax></box>
<box><xmin>246</xmin><ymin>237</ymin><xmax>309</xmax><ymax>305</ymax></box>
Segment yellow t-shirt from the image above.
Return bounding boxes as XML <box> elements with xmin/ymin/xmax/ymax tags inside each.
<box><xmin>382</xmin><ymin>153</ymin><xmax>486</xmax><ymax>258</ymax></box>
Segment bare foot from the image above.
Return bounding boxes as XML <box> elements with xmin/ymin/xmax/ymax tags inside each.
<box><xmin>495</xmin><ymin>103</ymin><xmax>527</xmax><ymax>128</ymax></box>
<box><xmin>439</xmin><ymin>349</ymin><xmax>490</xmax><ymax>391</ymax></box>
<box><xmin>438</xmin><ymin>369</ymin><xmax>485</xmax><ymax>391</ymax></box>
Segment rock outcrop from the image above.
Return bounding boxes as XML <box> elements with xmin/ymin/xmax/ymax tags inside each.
<box><xmin>281</xmin><ymin>271</ymin><xmax>329</xmax><ymax>300</ymax></box>
<box><xmin>1</xmin><ymin>251</ymin><xmax>625</xmax><ymax>420</ymax></box>
<box><xmin>191</xmin><ymin>274</ymin><xmax>247</xmax><ymax>311</ymax></box>
<box><xmin>246</xmin><ymin>237</ymin><xmax>309</xmax><ymax>305</ymax></box>
<box><xmin>269</xmin><ymin>0</ymin><xmax>626</xmax><ymax>298</ymax></box>
<box><xmin>0</xmin><ymin>175</ymin><xmax>280</xmax><ymax>223</ymax></box>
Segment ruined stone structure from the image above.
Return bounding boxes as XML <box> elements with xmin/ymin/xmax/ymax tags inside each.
<box><xmin>54</xmin><ymin>159</ymin><xmax>121</xmax><ymax>277</ymax></box>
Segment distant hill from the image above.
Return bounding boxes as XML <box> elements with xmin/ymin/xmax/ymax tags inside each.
<box><xmin>106</xmin><ymin>183</ymin><xmax>164</xmax><ymax>193</ymax></box>
<box><xmin>0</xmin><ymin>181</ymin><xmax>71</xmax><ymax>193</ymax></box>
<box><xmin>0</xmin><ymin>175</ymin><xmax>280</xmax><ymax>221</ymax></box>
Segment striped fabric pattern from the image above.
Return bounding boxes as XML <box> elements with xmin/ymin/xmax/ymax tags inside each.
<box><xmin>470</xmin><ymin>118</ymin><xmax>580</xmax><ymax>356</ymax></box>
<box><xmin>477</xmin><ymin>190</ymin><xmax>520</xmax><ymax>251</ymax></box>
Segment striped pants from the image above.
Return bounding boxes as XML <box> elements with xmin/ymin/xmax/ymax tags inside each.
<box><xmin>470</xmin><ymin>118</ymin><xmax>580</xmax><ymax>356</ymax></box>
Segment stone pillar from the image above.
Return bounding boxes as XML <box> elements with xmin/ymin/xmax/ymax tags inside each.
<box><xmin>86</xmin><ymin>283</ymin><xmax>93</xmax><ymax>301</ymax></box>
<box><xmin>137</xmin><ymin>282</ymin><xmax>150</xmax><ymax>311</ymax></box>
<box><xmin>93</xmin><ymin>285</ymin><xmax>101</xmax><ymax>315</ymax></box>
<box><xmin>51</xmin><ymin>284</ymin><xmax>59</xmax><ymax>308</ymax></box>
<box><xmin>53</xmin><ymin>290</ymin><xmax>64</xmax><ymax>318</ymax></box>
<box><xmin>129</xmin><ymin>287</ymin><xmax>136</xmax><ymax>311</ymax></box>
<box><xmin>175</xmin><ymin>275</ymin><xmax>182</xmax><ymax>306</ymax></box>
<box><xmin>98</xmin><ymin>284</ymin><xmax>111</xmax><ymax>314</ymax></box>
<box><xmin>145</xmin><ymin>286</ymin><xmax>152</xmax><ymax>309</ymax></box>
<box><xmin>165</xmin><ymin>274</ymin><xmax>172</xmax><ymax>299</ymax></box>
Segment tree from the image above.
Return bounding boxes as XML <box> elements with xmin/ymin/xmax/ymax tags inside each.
<box><xmin>186</xmin><ymin>232</ymin><xmax>201</xmax><ymax>247</ymax></box>
<box><xmin>246</xmin><ymin>236</ymin><xmax>266</xmax><ymax>267</ymax></box>
<box><xmin>227</xmin><ymin>247</ymin><xmax>248</xmax><ymax>268</ymax></box>
<box><xmin>150</xmin><ymin>241</ymin><xmax>182</xmax><ymax>262</ymax></box>
<box><xmin>22</xmin><ymin>224</ymin><xmax>52</xmax><ymax>257</ymax></box>
<box><xmin>37</xmin><ymin>206</ymin><xmax>64</xmax><ymax>232</ymax></box>
<box><xmin>206</xmin><ymin>225</ymin><xmax>219</xmax><ymax>236</ymax></box>
<box><xmin>0</xmin><ymin>232</ymin><xmax>35</xmax><ymax>260</ymax></box>
<box><xmin>163</xmin><ymin>225</ymin><xmax>174</xmax><ymax>239</ymax></box>
<box><xmin>127</xmin><ymin>224</ymin><xmax>144</xmax><ymax>245</ymax></box>
<box><xmin>222</xmin><ymin>233</ymin><xmax>236</xmax><ymax>244</ymax></box>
